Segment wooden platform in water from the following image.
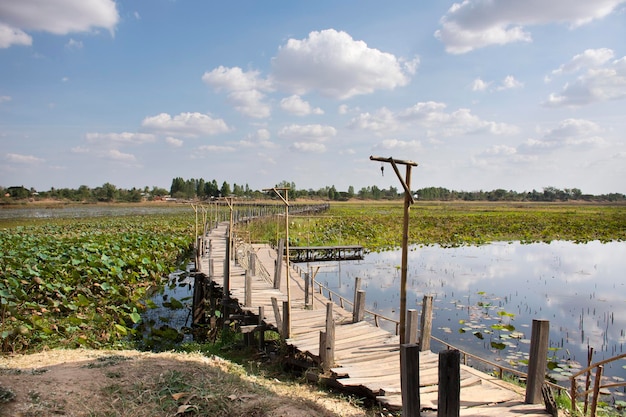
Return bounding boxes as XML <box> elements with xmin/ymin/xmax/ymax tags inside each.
<box><xmin>201</xmin><ymin>222</ymin><xmax>549</xmax><ymax>416</ymax></box>
<box><xmin>288</xmin><ymin>245</ymin><xmax>364</xmax><ymax>262</ymax></box>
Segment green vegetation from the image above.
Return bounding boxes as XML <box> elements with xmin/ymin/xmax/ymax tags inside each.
<box><xmin>239</xmin><ymin>201</ymin><xmax>626</xmax><ymax>251</ymax></box>
<box><xmin>0</xmin><ymin>213</ymin><xmax>194</xmax><ymax>353</ymax></box>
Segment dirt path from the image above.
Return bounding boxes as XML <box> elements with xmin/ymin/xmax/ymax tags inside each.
<box><xmin>0</xmin><ymin>349</ymin><xmax>374</xmax><ymax>417</ymax></box>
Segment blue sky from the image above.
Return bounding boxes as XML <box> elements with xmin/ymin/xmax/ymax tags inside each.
<box><xmin>1</xmin><ymin>0</ymin><xmax>625</xmax><ymax>194</ymax></box>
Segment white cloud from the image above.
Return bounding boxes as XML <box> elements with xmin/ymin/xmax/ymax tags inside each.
<box><xmin>398</xmin><ymin>101</ymin><xmax>519</xmax><ymax>136</ymax></box>
<box><xmin>277</xmin><ymin>124</ymin><xmax>337</xmax><ymax>141</ymax></box>
<box><xmin>142</xmin><ymin>112</ymin><xmax>231</xmax><ymax>137</ymax></box>
<box><xmin>202</xmin><ymin>66</ymin><xmax>272</xmax><ymax>118</ymax></box>
<box><xmin>238</xmin><ymin>129</ymin><xmax>276</xmax><ymax>149</ymax></box>
<box><xmin>227</xmin><ymin>90</ymin><xmax>271</xmax><ymax>118</ymax></box>
<box><xmin>521</xmin><ymin>119</ymin><xmax>606</xmax><ymax>152</ymax></box>
<box><xmin>0</xmin><ymin>0</ymin><xmax>119</xmax><ymax>48</ymax></box>
<box><xmin>348</xmin><ymin>108</ymin><xmax>397</xmax><ymax>132</ymax></box>
<box><xmin>272</xmin><ymin>29</ymin><xmax>412</xmax><ymax>99</ymax></box>
<box><xmin>197</xmin><ymin>144</ymin><xmax>236</xmax><ymax>152</ymax></box>
<box><xmin>472</xmin><ymin>78</ymin><xmax>490</xmax><ymax>91</ymax></box>
<box><xmin>0</xmin><ymin>95</ymin><xmax>12</xmax><ymax>103</ymax></box>
<box><xmin>435</xmin><ymin>0</ymin><xmax>626</xmax><ymax>54</ymax></box>
<box><xmin>291</xmin><ymin>142</ymin><xmax>326</xmax><ymax>153</ymax></box>
<box><xmin>280</xmin><ymin>95</ymin><xmax>324</xmax><ymax>116</ymax></box>
<box><xmin>545</xmin><ymin>54</ymin><xmax>626</xmax><ymax>107</ymax></box>
<box><xmin>165</xmin><ymin>136</ymin><xmax>183</xmax><ymax>147</ymax></box>
<box><xmin>550</xmin><ymin>48</ymin><xmax>615</xmax><ymax>78</ymax></box>
<box><xmin>6</xmin><ymin>153</ymin><xmax>44</xmax><ymax>164</ymax></box>
<box><xmin>497</xmin><ymin>75</ymin><xmax>523</xmax><ymax>90</ymax></box>
<box><xmin>374</xmin><ymin>139</ymin><xmax>422</xmax><ymax>151</ymax></box>
<box><xmin>65</xmin><ymin>38</ymin><xmax>83</xmax><ymax>49</ymax></box>
<box><xmin>104</xmin><ymin>149</ymin><xmax>136</xmax><ymax>162</ymax></box>
<box><xmin>86</xmin><ymin>132</ymin><xmax>156</xmax><ymax>144</ymax></box>
<box><xmin>0</xmin><ymin>24</ymin><xmax>31</xmax><ymax>48</ymax></box>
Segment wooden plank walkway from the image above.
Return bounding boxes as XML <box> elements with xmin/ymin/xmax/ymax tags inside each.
<box><xmin>201</xmin><ymin>222</ymin><xmax>550</xmax><ymax>416</ymax></box>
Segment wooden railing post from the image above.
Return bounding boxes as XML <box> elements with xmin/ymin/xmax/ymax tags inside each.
<box><xmin>244</xmin><ymin>268</ymin><xmax>252</xmax><ymax>307</ymax></box>
<box><xmin>401</xmin><ymin>343</ymin><xmax>420</xmax><ymax>417</ymax></box>
<box><xmin>258</xmin><ymin>306</ymin><xmax>265</xmax><ymax>351</ymax></box>
<box><xmin>304</xmin><ymin>272</ymin><xmax>311</xmax><ymax>308</ymax></box>
<box><xmin>195</xmin><ymin>236</ymin><xmax>202</xmax><ymax>272</ymax></box>
<box><xmin>438</xmin><ymin>349</ymin><xmax>460</xmax><ymax>417</ymax></box>
<box><xmin>274</xmin><ymin>239</ymin><xmax>284</xmax><ymax>289</ymax></box>
<box><xmin>406</xmin><ymin>309</ymin><xmax>418</xmax><ymax>344</ymax></box>
<box><xmin>322</xmin><ymin>302</ymin><xmax>335</xmax><ymax>371</ymax></box>
<box><xmin>192</xmin><ymin>273</ymin><xmax>206</xmax><ymax>326</ymax></box>
<box><xmin>249</xmin><ymin>251</ymin><xmax>256</xmax><ymax>276</ymax></box>
<box><xmin>271</xmin><ymin>297</ymin><xmax>282</xmax><ymax>337</ymax></box>
<box><xmin>208</xmin><ymin>258</ymin><xmax>214</xmax><ymax>283</ymax></box>
<box><xmin>353</xmin><ymin>277</ymin><xmax>362</xmax><ymax>310</ymax></box>
<box><xmin>525</xmin><ymin>319</ymin><xmax>550</xmax><ymax>404</ymax></box>
<box><xmin>282</xmin><ymin>300</ymin><xmax>290</xmax><ymax>339</ymax></box>
<box><xmin>353</xmin><ymin>290</ymin><xmax>366</xmax><ymax>323</ymax></box>
<box><xmin>419</xmin><ymin>295</ymin><xmax>433</xmax><ymax>351</ymax></box>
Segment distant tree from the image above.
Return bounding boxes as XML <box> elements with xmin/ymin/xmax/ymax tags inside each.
<box><xmin>220</xmin><ymin>181</ymin><xmax>231</xmax><ymax>197</ymax></box>
<box><xmin>347</xmin><ymin>185</ymin><xmax>355</xmax><ymax>198</ymax></box>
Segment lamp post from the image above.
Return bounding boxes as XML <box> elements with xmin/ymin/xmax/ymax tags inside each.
<box><xmin>370</xmin><ymin>156</ymin><xmax>418</xmax><ymax>345</ymax></box>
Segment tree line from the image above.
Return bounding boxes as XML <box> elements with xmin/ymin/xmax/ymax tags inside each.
<box><xmin>2</xmin><ymin>180</ymin><xmax>624</xmax><ymax>203</ymax></box>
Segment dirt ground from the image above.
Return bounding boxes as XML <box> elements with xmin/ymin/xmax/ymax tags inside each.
<box><xmin>0</xmin><ymin>349</ymin><xmax>376</xmax><ymax>417</ymax></box>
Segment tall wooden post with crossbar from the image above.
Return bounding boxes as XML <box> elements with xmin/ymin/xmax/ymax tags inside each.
<box><xmin>370</xmin><ymin>156</ymin><xmax>418</xmax><ymax>345</ymax></box>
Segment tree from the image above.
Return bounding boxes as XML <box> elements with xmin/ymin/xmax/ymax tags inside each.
<box><xmin>220</xmin><ymin>181</ymin><xmax>231</xmax><ymax>197</ymax></box>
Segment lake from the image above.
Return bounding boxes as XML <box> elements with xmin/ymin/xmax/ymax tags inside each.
<box><xmin>302</xmin><ymin>240</ymin><xmax>626</xmax><ymax>393</ymax></box>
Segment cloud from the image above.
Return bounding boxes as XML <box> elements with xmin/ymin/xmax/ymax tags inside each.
<box><xmin>277</xmin><ymin>124</ymin><xmax>337</xmax><ymax>141</ymax></box>
<box><xmin>165</xmin><ymin>136</ymin><xmax>183</xmax><ymax>147</ymax></box>
<box><xmin>280</xmin><ymin>95</ymin><xmax>324</xmax><ymax>116</ymax></box>
<box><xmin>398</xmin><ymin>101</ymin><xmax>519</xmax><ymax>136</ymax></box>
<box><xmin>65</xmin><ymin>38</ymin><xmax>83</xmax><ymax>49</ymax></box>
<box><xmin>202</xmin><ymin>66</ymin><xmax>272</xmax><ymax>118</ymax></box>
<box><xmin>86</xmin><ymin>132</ymin><xmax>156</xmax><ymax>144</ymax></box>
<box><xmin>374</xmin><ymin>139</ymin><xmax>422</xmax><ymax>151</ymax></box>
<box><xmin>549</xmin><ymin>48</ymin><xmax>615</xmax><ymax>78</ymax></box>
<box><xmin>0</xmin><ymin>0</ymin><xmax>119</xmax><ymax>48</ymax></box>
<box><xmin>291</xmin><ymin>142</ymin><xmax>326</xmax><ymax>153</ymax></box>
<box><xmin>348</xmin><ymin>108</ymin><xmax>397</xmax><ymax>132</ymax></box>
<box><xmin>472</xmin><ymin>78</ymin><xmax>490</xmax><ymax>91</ymax></box>
<box><xmin>142</xmin><ymin>112</ymin><xmax>231</xmax><ymax>137</ymax></box>
<box><xmin>435</xmin><ymin>0</ymin><xmax>625</xmax><ymax>54</ymax></box>
<box><xmin>103</xmin><ymin>149</ymin><xmax>136</xmax><ymax>162</ymax></box>
<box><xmin>519</xmin><ymin>119</ymin><xmax>606</xmax><ymax>154</ymax></box>
<box><xmin>545</xmin><ymin>52</ymin><xmax>626</xmax><ymax>107</ymax></box>
<box><xmin>0</xmin><ymin>95</ymin><xmax>12</xmax><ymax>103</ymax></box>
<box><xmin>6</xmin><ymin>153</ymin><xmax>44</xmax><ymax>164</ymax></box>
<box><xmin>272</xmin><ymin>29</ymin><xmax>412</xmax><ymax>99</ymax></box>
<box><xmin>496</xmin><ymin>75</ymin><xmax>523</xmax><ymax>90</ymax></box>
<box><xmin>238</xmin><ymin>128</ymin><xmax>276</xmax><ymax>149</ymax></box>
<box><xmin>197</xmin><ymin>144</ymin><xmax>236</xmax><ymax>152</ymax></box>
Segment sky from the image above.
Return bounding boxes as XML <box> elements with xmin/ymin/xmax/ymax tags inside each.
<box><xmin>1</xmin><ymin>0</ymin><xmax>625</xmax><ymax>195</ymax></box>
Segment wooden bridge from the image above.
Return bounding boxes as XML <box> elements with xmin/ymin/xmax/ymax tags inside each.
<box><xmin>288</xmin><ymin>245</ymin><xmax>364</xmax><ymax>262</ymax></box>
<box><xmin>197</xmin><ymin>222</ymin><xmax>552</xmax><ymax>416</ymax></box>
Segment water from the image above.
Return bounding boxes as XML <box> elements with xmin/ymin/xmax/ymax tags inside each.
<box><xmin>301</xmin><ymin>240</ymin><xmax>626</xmax><ymax>394</ymax></box>
<box><xmin>0</xmin><ymin>204</ymin><xmax>189</xmax><ymax>219</ymax></box>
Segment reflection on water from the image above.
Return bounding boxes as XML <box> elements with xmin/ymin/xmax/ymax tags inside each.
<box><xmin>0</xmin><ymin>205</ymin><xmax>190</xmax><ymax>219</ymax></box>
<box><xmin>303</xmin><ymin>241</ymin><xmax>626</xmax><ymax>388</ymax></box>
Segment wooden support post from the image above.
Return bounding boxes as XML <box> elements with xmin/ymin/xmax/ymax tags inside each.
<box><xmin>353</xmin><ymin>290</ymin><xmax>366</xmax><ymax>323</ymax></box>
<box><xmin>401</xmin><ymin>343</ymin><xmax>420</xmax><ymax>417</ymax></box>
<box><xmin>525</xmin><ymin>319</ymin><xmax>550</xmax><ymax>404</ymax></box>
<box><xmin>282</xmin><ymin>300</ymin><xmax>290</xmax><ymax>339</ymax></box>
<box><xmin>274</xmin><ymin>239</ymin><xmax>284</xmax><ymax>289</ymax></box>
<box><xmin>319</xmin><ymin>331</ymin><xmax>327</xmax><ymax>367</ymax></box>
<box><xmin>322</xmin><ymin>302</ymin><xmax>335</xmax><ymax>371</ymax></box>
<box><xmin>438</xmin><ymin>349</ymin><xmax>460</xmax><ymax>417</ymax></box>
<box><xmin>244</xmin><ymin>268</ymin><xmax>252</xmax><ymax>307</ymax></box>
<box><xmin>353</xmin><ymin>277</ymin><xmax>362</xmax><ymax>310</ymax></box>
<box><xmin>208</xmin><ymin>258</ymin><xmax>214</xmax><ymax>284</ymax></box>
<box><xmin>192</xmin><ymin>273</ymin><xmax>206</xmax><ymax>326</ymax></box>
<box><xmin>419</xmin><ymin>295</ymin><xmax>433</xmax><ymax>351</ymax></box>
<box><xmin>271</xmin><ymin>297</ymin><xmax>282</xmax><ymax>337</ymax></box>
<box><xmin>249</xmin><ymin>252</ymin><xmax>256</xmax><ymax>276</ymax></box>
<box><xmin>590</xmin><ymin>365</ymin><xmax>603</xmax><ymax>417</ymax></box>
<box><xmin>406</xmin><ymin>309</ymin><xmax>418</xmax><ymax>344</ymax></box>
<box><xmin>195</xmin><ymin>236</ymin><xmax>202</xmax><ymax>272</ymax></box>
<box><xmin>258</xmin><ymin>306</ymin><xmax>265</xmax><ymax>351</ymax></box>
<box><xmin>304</xmin><ymin>272</ymin><xmax>311</xmax><ymax>308</ymax></box>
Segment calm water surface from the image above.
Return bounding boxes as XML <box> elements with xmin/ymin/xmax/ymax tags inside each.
<box><xmin>303</xmin><ymin>240</ymin><xmax>626</xmax><ymax>389</ymax></box>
